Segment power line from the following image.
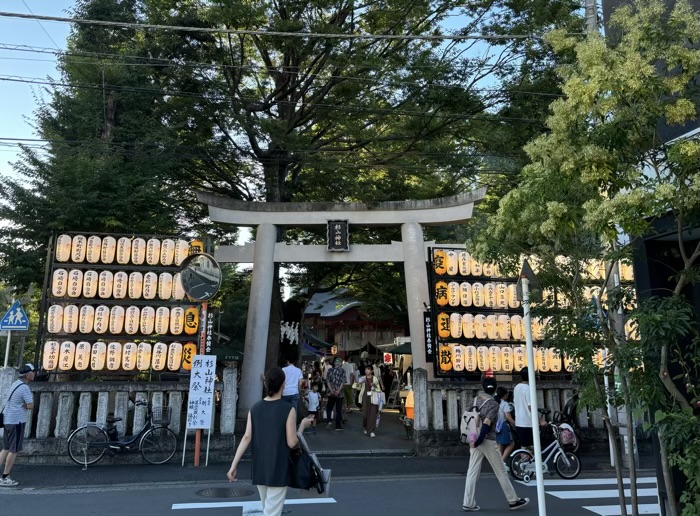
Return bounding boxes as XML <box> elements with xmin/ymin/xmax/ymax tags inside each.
<box><xmin>19</xmin><ymin>0</ymin><xmax>60</xmax><ymax>50</ymax></box>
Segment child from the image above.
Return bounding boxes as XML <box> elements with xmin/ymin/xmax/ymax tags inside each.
<box><xmin>305</xmin><ymin>383</ymin><xmax>320</xmax><ymax>433</ymax></box>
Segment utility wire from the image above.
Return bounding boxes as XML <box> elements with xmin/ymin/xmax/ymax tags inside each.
<box><xmin>19</xmin><ymin>0</ymin><xmax>61</xmax><ymax>50</ymax></box>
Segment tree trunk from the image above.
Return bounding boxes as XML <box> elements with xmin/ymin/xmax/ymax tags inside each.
<box><xmin>619</xmin><ymin>372</ymin><xmax>639</xmax><ymax>516</ymax></box>
<box><xmin>658</xmin><ymin>430</ymin><xmax>680</xmax><ymax>516</ymax></box>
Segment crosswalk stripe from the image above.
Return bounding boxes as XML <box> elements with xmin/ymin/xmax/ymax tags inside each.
<box><xmin>537</xmin><ymin>477</ymin><xmax>657</xmax><ymax>487</ymax></box>
<box><xmin>547</xmin><ymin>488</ymin><xmax>659</xmax><ymax>499</ymax></box>
<box><xmin>172</xmin><ymin>498</ymin><xmax>336</xmax><ymax>511</ymax></box>
<box><xmin>581</xmin><ymin>503</ymin><xmax>661</xmax><ymax>515</ymax></box>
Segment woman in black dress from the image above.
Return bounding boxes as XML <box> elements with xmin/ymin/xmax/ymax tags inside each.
<box><xmin>228</xmin><ymin>367</ymin><xmax>313</xmax><ymax>516</ymax></box>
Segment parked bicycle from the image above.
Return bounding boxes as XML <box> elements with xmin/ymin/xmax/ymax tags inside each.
<box><xmin>67</xmin><ymin>400</ymin><xmax>177</xmax><ymax>468</ymax></box>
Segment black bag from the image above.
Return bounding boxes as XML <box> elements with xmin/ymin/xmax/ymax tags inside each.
<box><xmin>288</xmin><ymin>432</ymin><xmax>328</xmax><ymax>495</ymax></box>
<box><xmin>0</xmin><ymin>384</ymin><xmax>23</xmax><ymax>428</ymax></box>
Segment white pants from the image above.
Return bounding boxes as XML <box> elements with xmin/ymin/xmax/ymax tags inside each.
<box><xmin>463</xmin><ymin>440</ymin><xmax>519</xmax><ymax>508</ymax></box>
<box><xmin>257</xmin><ymin>485</ymin><xmax>287</xmax><ymax>516</ymax></box>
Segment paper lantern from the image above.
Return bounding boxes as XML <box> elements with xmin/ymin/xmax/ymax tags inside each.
<box><xmin>507</xmin><ymin>284</ymin><xmax>520</xmax><ymax>309</ymax></box>
<box><xmin>140</xmin><ymin>306</ymin><xmax>155</xmax><ymax>334</ymax></box>
<box><xmin>189</xmin><ymin>239</ymin><xmax>204</xmax><ymax>255</ymax></box>
<box><xmin>52</xmin><ymin>268</ymin><xmax>68</xmax><ymax>297</ymax></box>
<box><xmin>484</xmin><ymin>283</ymin><xmax>496</xmax><ymax>308</ymax></box>
<box><xmin>131</xmin><ymin>237</ymin><xmax>146</xmax><ymax>265</ymax></box>
<box><xmin>94</xmin><ymin>305</ymin><xmax>110</xmax><ymax>334</ymax></box>
<box><xmin>438</xmin><ymin>344</ymin><xmax>453</xmax><ymax>371</ymax></box>
<box><xmin>620</xmin><ymin>262</ymin><xmax>634</xmax><ymax>282</ymax></box>
<box><xmin>491</xmin><ymin>263</ymin><xmax>501</xmax><ymax>278</ymax></box>
<box><xmin>500</xmin><ymin>346</ymin><xmax>513</xmax><ymax>372</ymax></box>
<box><xmin>160</xmin><ymin>238</ymin><xmax>176</xmax><ymax>266</ymax></box>
<box><xmin>476</xmin><ymin>345</ymin><xmax>489</xmax><ymax>371</ymax></box>
<box><xmin>122</xmin><ymin>342</ymin><xmax>137</xmax><ymax>370</ymax></box>
<box><xmin>184</xmin><ymin>307</ymin><xmax>199</xmax><ymax>335</ymax></box>
<box><xmin>472</xmin><ymin>282</ymin><xmax>484</xmax><ymax>307</ymax></box>
<box><xmin>146</xmin><ymin>238</ymin><xmax>161</xmax><ymax>265</ymax></box>
<box><xmin>143</xmin><ymin>272</ymin><xmax>158</xmax><ymax>300</ymax></box>
<box><xmin>448</xmin><ymin>282</ymin><xmax>460</xmax><ymax>307</ymax></box>
<box><xmin>71</xmin><ymin>235</ymin><xmax>87</xmax><ymax>263</ymax></box>
<box><xmin>482</xmin><ymin>262</ymin><xmax>493</xmax><ymax>277</ymax></box>
<box><xmin>124</xmin><ymin>306</ymin><xmax>140</xmax><ymax>335</ymax></box>
<box><xmin>175</xmin><ymin>240</ymin><xmax>189</xmax><ymax>266</ymax></box>
<box><xmin>172</xmin><ymin>273</ymin><xmax>185</xmax><ymax>300</ymax></box>
<box><xmin>170</xmin><ymin>307</ymin><xmax>185</xmax><ymax>335</ymax></box>
<box><xmin>549</xmin><ymin>348</ymin><xmax>562</xmax><ymax>372</ymax></box>
<box><xmin>108</xmin><ymin>306</ymin><xmax>125</xmax><ymax>334</ymax></box>
<box><xmin>158</xmin><ymin>272</ymin><xmax>173</xmax><ymax>300</ymax></box>
<box><xmin>83</xmin><ymin>270</ymin><xmax>98</xmax><ymax>298</ymax></box>
<box><xmin>90</xmin><ymin>341</ymin><xmax>106</xmax><ymax>370</ymax></box>
<box><xmin>470</xmin><ymin>256</ymin><xmax>482</xmax><ymax>276</ymax></box>
<box><xmin>43</xmin><ymin>341</ymin><xmax>60</xmax><ymax>370</ymax></box>
<box><xmin>47</xmin><ymin>305</ymin><xmax>64</xmax><ymax>333</ymax></box>
<box><xmin>513</xmin><ymin>346</ymin><xmax>527</xmax><ymax>371</ymax></box>
<box><xmin>625</xmin><ymin>319</ymin><xmax>639</xmax><ymax>340</ymax></box>
<box><xmin>485</xmin><ymin>315</ymin><xmax>498</xmax><ymax>340</ymax></box>
<box><xmin>116</xmin><ymin>237</ymin><xmax>132</xmax><ymax>265</ymax></box>
<box><xmin>155</xmin><ymin>307</ymin><xmax>170</xmax><ymax>335</ymax></box>
<box><xmin>98</xmin><ymin>271</ymin><xmax>114</xmax><ymax>299</ymax></box>
<box><xmin>101</xmin><ymin>236</ymin><xmax>116</xmax><ymax>264</ymax></box>
<box><xmin>75</xmin><ymin>341</ymin><xmax>91</xmax><ymax>371</ymax></box>
<box><xmin>181</xmin><ymin>342</ymin><xmax>197</xmax><ymax>371</ymax></box>
<box><xmin>460</xmin><ymin>282</ymin><xmax>472</xmax><ymax>307</ymax></box>
<box><xmin>79</xmin><ymin>305</ymin><xmax>95</xmax><ymax>333</ymax></box>
<box><xmin>152</xmin><ymin>342</ymin><xmax>168</xmax><ymax>371</ymax></box>
<box><xmin>63</xmin><ymin>304</ymin><xmax>79</xmax><ymax>333</ymax></box>
<box><xmin>59</xmin><ymin>341</ymin><xmax>76</xmax><ymax>370</ymax></box>
<box><xmin>128</xmin><ymin>272</ymin><xmax>143</xmax><ymax>299</ymax></box>
<box><xmin>461</xmin><ymin>314</ymin><xmax>475</xmax><ymax>339</ymax></box>
<box><xmin>450</xmin><ymin>344</ymin><xmax>465</xmax><ymax>372</ymax></box>
<box><xmin>449</xmin><ymin>313</ymin><xmax>462</xmax><ymax>338</ymax></box>
<box><xmin>445</xmin><ymin>250</ymin><xmax>459</xmax><ymax>276</ymax></box>
<box><xmin>433</xmin><ymin>249</ymin><xmax>447</xmax><ymax>275</ymax></box>
<box><xmin>564</xmin><ymin>354</ymin><xmax>575</xmax><ymax>372</ymax></box>
<box><xmin>137</xmin><ymin>342</ymin><xmax>152</xmax><ymax>371</ymax></box>
<box><xmin>67</xmin><ymin>269</ymin><xmax>83</xmax><ymax>298</ymax></box>
<box><xmin>510</xmin><ymin>315</ymin><xmax>524</xmax><ymax>341</ymax></box>
<box><xmin>594</xmin><ymin>349</ymin><xmax>605</xmax><ymax>369</ymax></box>
<box><xmin>536</xmin><ymin>347</ymin><xmax>549</xmax><ymax>372</ymax></box>
<box><xmin>106</xmin><ymin>342</ymin><xmax>122</xmax><ymax>370</ymax></box>
<box><xmin>458</xmin><ymin>251</ymin><xmax>470</xmax><ymax>276</ymax></box>
<box><xmin>85</xmin><ymin>236</ymin><xmax>101</xmax><ymax>263</ymax></box>
<box><xmin>474</xmin><ymin>314</ymin><xmax>487</xmax><ymax>339</ymax></box>
<box><xmin>496</xmin><ymin>283</ymin><xmax>508</xmax><ymax>309</ymax></box>
<box><xmin>113</xmin><ymin>271</ymin><xmax>128</xmax><ymax>299</ymax></box>
<box><xmin>435</xmin><ymin>281</ymin><xmax>448</xmax><ymax>307</ymax></box>
<box><xmin>464</xmin><ymin>345</ymin><xmax>477</xmax><ymax>371</ymax></box>
<box><xmin>55</xmin><ymin>234</ymin><xmax>72</xmax><ymax>262</ymax></box>
<box><xmin>531</xmin><ymin>318</ymin><xmax>541</xmax><ymax>341</ymax></box>
<box><xmin>168</xmin><ymin>342</ymin><xmax>184</xmax><ymax>371</ymax></box>
<box><xmin>437</xmin><ymin>312</ymin><xmax>450</xmax><ymax>338</ymax></box>
<box><xmin>489</xmin><ymin>346</ymin><xmax>501</xmax><ymax>371</ymax></box>
<box><xmin>497</xmin><ymin>315</ymin><xmax>511</xmax><ymax>340</ymax></box>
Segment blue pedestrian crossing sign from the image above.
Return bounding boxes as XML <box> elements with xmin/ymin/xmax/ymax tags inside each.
<box><xmin>0</xmin><ymin>301</ymin><xmax>29</xmax><ymax>331</ymax></box>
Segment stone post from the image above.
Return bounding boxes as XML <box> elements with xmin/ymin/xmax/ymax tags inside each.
<box><xmin>220</xmin><ymin>366</ymin><xmax>237</xmax><ymax>434</ymax></box>
<box><xmin>55</xmin><ymin>392</ymin><xmax>75</xmax><ymax>438</ymax></box>
<box><xmin>413</xmin><ymin>368</ymin><xmax>429</xmax><ymax>431</ymax></box>
<box><xmin>401</xmin><ymin>222</ymin><xmax>430</xmax><ymax>372</ymax></box>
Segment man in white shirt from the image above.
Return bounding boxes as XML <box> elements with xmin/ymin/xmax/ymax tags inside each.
<box><xmin>0</xmin><ymin>364</ymin><xmax>35</xmax><ymax>487</ymax></box>
<box><xmin>282</xmin><ymin>357</ymin><xmax>304</xmax><ymax>416</ymax></box>
<box><xmin>513</xmin><ymin>367</ymin><xmax>533</xmax><ymax>448</ymax></box>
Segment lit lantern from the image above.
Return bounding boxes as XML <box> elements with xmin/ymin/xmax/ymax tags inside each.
<box><xmin>124</xmin><ymin>306</ymin><xmax>140</xmax><ymax>335</ymax></box>
<box><xmin>433</xmin><ymin>249</ymin><xmax>447</xmax><ymax>275</ymax></box>
<box><xmin>498</xmin><ymin>315</ymin><xmax>511</xmax><ymax>340</ymax></box>
<box><xmin>128</xmin><ymin>272</ymin><xmax>143</xmax><ymax>299</ymax></box>
<box><xmin>482</xmin><ymin>262</ymin><xmax>493</xmax><ymax>277</ymax></box>
<box><xmin>146</xmin><ymin>238</ymin><xmax>161</xmax><ymax>265</ymax></box>
<box><xmin>461</xmin><ymin>314</ymin><xmax>475</xmax><ymax>339</ymax></box>
<box><xmin>55</xmin><ymin>234</ymin><xmax>72</xmax><ymax>262</ymax></box>
<box><xmin>109</xmin><ymin>306</ymin><xmax>125</xmax><ymax>334</ymax></box>
<box><xmin>435</xmin><ymin>281</ymin><xmax>448</xmax><ymax>307</ymax></box>
<box><xmin>113</xmin><ymin>271</ymin><xmax>128</xmax><ymax>299</ymax></box>
<box><xmin>594</xmin><ymin>349</ymin><xmax>605</xmax><ymax>369</ymax></box>
<box><xmin>549</xmin><ymin>348</ymin><xmax>562</xmax><ymax>372</ymax></box>
<box><xmin>465</xmin><ymin>345</ymin><xmax>477</xmax><ymax>371</ymax></box>
<box><xmin>507</xmin><ymin>284</ymin><xmax>520</xmax><ymax>308</ymax></box>
<box><xmin>140</xmin><ymin>306</ymin><xmax>155</xmax><ymax>334</ymax></box>
<box><xmin>67</xmin><ymin>269</ymin><xmax>83</xmax><ymax>298</ymax></box>
<box><xmin>510</xmin><ymin>315</ymin><xmax>523</xmax><ymax>341</ymax></box>
<box><xmin>472</xmin><ymin>282</ymin><xmax>484</xmax><ymax>307</ymax></box>
<box><xmin>74</xmin><ymin>341</ymin><xmax>91</xmax><ymax>371</ymax></box>
<box><xmin>47</xmin><ymin>305</ymin><xmax>64</xmax><ymax>333</ymax></box>
<box><xmin>564</xmin><ymin>354</ymin><xmax>575</xmax><ymax>372</ymax></box>
<box><xmin>86</xmin><ymin>235</ymin><xmax>102</xmax><ymax>263</ymax></box>
<box><xmin>106</xmin><ymin>342</ymin><xmax>122</xmax><ymax>370</ymax></box>
<box><xmin>63</xmin><ymin>304</ymin><xmax>79</xmax><ymax>333</ymax></box>
<box><xmin>484</xmin><ymin>282</ymin><xmax>496</xmax><ymax>308</ymax></box>
<box><xmin>448</xmin><ymin>282</ymin><xmax>460</xmax><ymax>307</ymax></box>
<box><xmin>98</xmin><ymin>271</ymin><xmax>114</xmax><ymax>298</ymax></box>
<box><xmin>158</xmin><ymin>272</ymin><xmax>173</xmax><ymax>300</ymax></box>
<box><xmin>438</xmin><ymin>344</ymin><xmax>453</xmax><ymax>371</ymax></box>
<box><xmin>143</xmin><ymin>272</ymin><xmax>158</xmax><ymax>300</ymax></box>
<box><xmin>449</xmin><ymin>313</ymin><xmax>462</xmax><ymax>338</ymax></box>
<box><xmin>491</xmin><ymin>263</ymin><xmax>501</xmax><ymax>278</ymax></box>
<box><xmin>445</xmin><ymin>250</ymin><xmax>459</xmax><ymax>276</ymax></box>
<box><xmin>625</xmin><ymin>319</ymin><xmax>639</xmax><ymax>340</ymax></box>
<box><xmin>116</xmin><ymin>237</ymin><xmax>132</xmax><ymax>265</ymax></box>
<box><xmin>160</xmin><ymin>238</ymin><xmax>176</xmax><ymax>266</ymax></box>
<box><xmin>83</xmin><ymin>270</ymin><xmax>98</xmax><ymax>298</ymax></box>
<box><xmin>536</xmin><ymin>347</ymin><xmax>549</xmax><ymax>372</ymax></box>
<box><xmin>489</xmin><ymin>346</ymin><xmax>501</xmax><ymax>371</ymax></box>
<box><xmin>79</xmin><ymin>305</ymin><xmax>95</xmax><ymax>333</ymax></box>
<box><xmin>93</xmin><ymin>305</ymin><xmax>110</xmax><ymax>334</ymax></box>
<box><xmin>155</xmin><ymin>307</ymin><xmax>170</xmax><ymax>335</ymax></box>
<box><xmin>531</xmin><ymin>318</ymin><xmax>541</xmax><ymax>341</ymax></box>
<box><xmin>131</xmin><ymin>238</ymin><xmax>146</xmax><ymax>265</ymax></box>
<box><xmin>52</xmin><ymin>268</ymin><xmax>68</xmax><ymax>297</ymax></box>
<box><xmin>71</xmin><ymin>235</ymin><xmax>87</xmax><ymax>262</ymax></box>
<box><xmin>181</xmin><ymin>342</ymin><xmax>197</xmax><ymax>371</ymax></box>
<box><xmin>175</xmin><ymin>240</ymin><xmax>189</xmax><ymax>266</ymax></box>
<box><xmin>450</xmin><ymin>344</ymin><xmax>464</xmax><ymax>372</ymax></box>
<box><xmin>188</xmin><ymin>239</ymin><xmax>204</xmax><ymax>255</ymax></box>
<box><xmin>170</xmin><ymin>307</ymin><xmax>185</xmax><ymax>335</ymax></box>
<box><xmin>620</xmin><ymin>262</ymin><xmax>634</xmax><ymax>282</ymax></box>
<box><xmin>474</xmin><ymin>314</ymin><xmax>487</xmax><ymax>339</ymax></box>
<box><xmin>458</xmin><ymin>251</ymin><xmax>470</xmax><ymax>276</ymax></box>
<box><xmin>513</xmin><ymin>346</ymin><xmax>527</xmax><ymax>371</ymax></box>
<box><xmin>486</xmin><ymin>315</ymin><xmax>498</xmax><ymax>340</ymax></box>
<box><xmin>168</xmin><ymin>342</ymin><xmax>184</xmax><ymax>371</ymax></box>
<box><xmin>43</xmin><ymin>341</ymin><xmax>60</xmax><ymax>370</ymax></box>
<box><xmin>59</xmin><ymin>341</ymin><xmax>76</xmax><ymax>370</ymax></box>
<box><xmin>100</xmin><ymin>236</ymin><xmax>116</xmax><ymax>264</ymax></box>
<box><xmin>90</xmin><ymin>341</ymin><xmax>106</xmax><ymax>370</ymax></box>
<box><xmin>496</xmin><ymin>283</ymin><xmax>508</xmax><ymax>309</ymax></box>
<box><xmin>476</xmin><ymin>345</ymin><xmax>489</xmax><ymax>371</ymax></box>
<box><xmin>172</xmin><ymin>273</ymin><xmax>185</xmax><ymax>300</ymax></box>
<box><xmin>184</xmin><ymin>307</ymin><xmax>199</xmax><ymax>335</ymax></box>
<box><xmin>437</xmin><ymin>312</ymin><xmax>450</xmax><ymax>338</ymax></box>
<box><xmin>470</xmin><ymin>256</ymin><xmax>482</xmax><ymax>276</ymax></box>
<box><xmin>460</xmin><ymin>282</ymin><xmax>472</xmax><ymax>307</ymax></box>
<box><xmin>152</xmin><ymin>342</ymin><xmax>168</xmax><ymax>371</ymax></box>
<box><xmin>137</xmin><ymin>342</ymin><xmax>152</xmax><ymax>371</ymax></box>
<box><xmin>501</xmin><ymin>346</ymin><xmax>513</xmax><ymax>372</ymax></box>
<box><xmin>122</xmin><ymin>342</ymin><xmax>137</xmax><ymax>370</ymax></box>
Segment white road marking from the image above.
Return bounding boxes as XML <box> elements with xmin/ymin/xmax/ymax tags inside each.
<box><xmin>172</xmin><ymin>497</ymin><xmax>336</xmax><ymax>511</ymax></box>
<box><xmin>547</xmin><ymin>488</ymin><xmax>658</xmax><ymax>500</ymax></box>
<box><xmin>581</xmin><ymin>503</ymin><xmax>661</xmax><ymax>515</ymax></box>
<box><xmin>517</xmin><ymin>477</ymin><xmax>657</xmax><ymax>487</ymax></box>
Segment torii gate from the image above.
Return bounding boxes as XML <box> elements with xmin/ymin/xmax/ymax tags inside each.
<box><xmin>197</xmin><ymin>189</ymin><xmax>486</xmax><ymax>414</ymax></box>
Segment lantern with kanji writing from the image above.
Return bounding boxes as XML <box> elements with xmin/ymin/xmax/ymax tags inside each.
<box><xmin>448</xmin><ymin>282</ymin><xmax>460</xmax><ymax>307</ymax></box>
<box><xmin>122</xmin><ymin>342</ymin><xmax>137</xmax><ymax>370</ymax></box>
<box><xmin>124</xmin><ymin>306</ymin><xmax>140</xmax><ymax>335</ymax></box>
<box><xmin>59</xmin><ymin>341</ymin><xmax>75</xmax><ymax>370</ymax></box>
<box><xmin>435</xmin><ymin>281</ymin><xmax>448</xmax><ymax>307</ymax></box>
<box><xmin>501</xmin><ymin>346</ymin><xmax>513</xmax><ymax>372</ymax></box>
<box><xmin>106</xmin><ymin>342</ymin><xmax>121</xmax><ymax>370</ymax></box>
<box><xmin>508</xmin><ymin>284</ymin><xmax>520</xmax><ymax>308</ymax></box>
<box><xmin>113</xmin><ymin>271</ymin><xmax>128</xmax><ymax>299</ymax></box>
<box><xmin>476</xmin><ymin>345</ymin><xmax>489</xmax><ymax>371</ymax></box>
<box><xmin>83</xmin><ymin>270</ymin><xmax>98</xmax><ymax>298</ymax></box>
<box><xmin>486</xmin><ymin>315</ymin><xmax>498</xmax><ymax>340</ymax></box>
<box><xmin>625</xmin><ymin>319</ymin><xmax>639</xmax><ymax>340</ymax></box>
<box><xmin>496</xmin><ymin>283</ymin><xmax>508</xmax><ymax>308</ymax></box>
<box><xmin>67</xmin><ymin>269</ymin><xmax>83</xmax><ymax>298</ymax></box>
<box><xmin>94</xmin><ymin>305</ymin><xmax>109</xmax><ymax>334</ymax></box>
<box><xmin>513</xmin><ymin>346</ymin><xmax>526</xmax><ymax>371</ymax></box>
<box><xmin>184</xmin><ymin>307</ymin><xmax>199</xmax><ymax>335</ymax></box>
<box><xmin>491</xmin><ymin>263</ymin><xmax>501</xmax><ymax>278</ymax></box>
<box><xmin>160</xmin><ymin>238</ymin><xmax>176</xmax><ymax>266</ymax></box>
<box><xmin>482</xmin><ymin>262</ymin><xmax>493</xmax><ymax>277</ymax></box>
<box><xmin>140</xmin><ymin>306</ymin><xmax>155</xmax><ymax>334</ymax></box>
<box><xmin>433</xmin><ymin>249</ymin><xmax>446</xmax><ymax>275</ymax></box>
<box><xmin>461</xmin><ymin>313</ymin><xmax>475</xmax><ymax>339</ymax></box>
<box><xmin>43</xmin><ymin>341</ymin><xmax>60</xmax><ymax>370</ymax></box>
<box><xmin>536</xmin><ymin>347</ymin><xmax>549</xmax><ymax>372</ymax></box>
<box><xmin>489</xmin><ymin>346</ymin><xmax>501</xmax><ymax>371</ymax></box>
<box><xmin>470</xmin><ymin>256</ymin><xmax>482</xmax><ymax>276</ymax></box>
<box><xmin>143</xmin><ymin>272</ymin><xmax>157</xmax><ymax>300</ymax></box>
<box><xmin>75</xmin><ymin>341</ymin><xmax>91</xmax><ymax>371</ymax></box>
<box><xmin>170</xmin><ymin>307</ymin><xmax>185</xmax><ymax>335</ymax></box>
<box><xmin>465</xmin><ymin>345</ymin><xmax>477</xmax><ymax>371</ymax></box>
<box><xmin>472</xmin><ymin>282</ymin><xmax>484</xmax><ymax>307</ymax></box>
<box><xmin>175</xmin><ymin>239</ymin><xmax>189</xmax><ymax>266</ymax></box>
<box><xmin>484</xmin><ymin>282</ymin><xmax>496</xmax><ymax>308</ymax></box>
<box><xmin>497</xmin><ymin>314</ymin><xmax>511</xmax><ymax>340</ymax></box>
<box><xmin>152</xmin><ymin>342</ymin><xmax>167</xmax><ymax>371</ymax></box>
<box><xmin>188</xmin><ymin>239</ymin><xmax>204</xmax><ymax>255</ymax></box>
<box><xmin>548</xmin><ymin>348</ymin><xmax>562</xmax><ymax>372</ymax></box>
<box><xmin>116</xmin><ymin>237</ymin><xmax>131</xmax><ymax>265</ymax></box>
<box><xmin>460</xmin><ymin>282</ymin><xmax>472</xmax><ymax>307</ymax></box>
<box><xmin>47</xmin><ymin>305</ymin><xmax>63</xmax><ymax>333</ymax></box>
<box><xmin>101</xmin><ymin>236</ymin><xmax>116</xmax><ymax>264</ymax></box>
<box><xmin>71</xmin><ymin>235</ymin><xmax>87</xmax><ymax>262</ymax></box>
<box><xmin>86</xmin><ymin>235</ymin><xmax>101</xmax><ymax>263</ymax></box>
<box><xmin>172</xmin><ymin>273</ymin><xmax>185</xmax><ymax>300</ymax></box>
<box><xmin>63</xmin><ymin>304</ymin><xmax>79</xmax><ymax>333</ymax></box>
<box><xmin>79</xmin><ymin>305</ymin><xmax>94</xmax><ymax>333</ymax></box>
<box><xmin>437</xmin><ymin>312</ymin><xmax>450</xmax><ymax>338</ymax></box>
<box><xmin>181</xmin><ymin>342</ymin><xmax>196</xmax><ymax>371</ymax></box>
<box><xmin>472</xmin><ymin>314</ymin><xmax>485</xmax><ymax>339</ymax></box>
<box><xmin>55</xmin><ymin>234</ymin><xmax>72</xmax><ymax>262</ymax></box>
<box><xmin>146</xmin><ymin>238</ymin><xmax>161</xmax><ymax>265</ymax></box>
<box><xmin>449</xmin><ymin>313</ymin><xmax>462</xmax><ymax>338</ymax></box>
<box><xmin>168</xmin><ymin>342</ymin><xmax>183</xmax><ymax>371</ymax></box>
<box><xmin>458</xmin><ymin>251</ymin><xmax>470</xmax><ymax>275</ymax></box>
<box><xmin>98</xmin><ymin>270</ymin><xmax>114</xmax><ymax>299</ymax></box>
<box><xmin>510</xmin><ymin>315</ymin><xmax>523</xmax><ymax>340</ymax></box>
<box><xmin>131</xmin><ymin>237</ymin><xmax>146</xmax><ymax>265</ymax></box>
<box><xmin>137</xmin><ymin>342</ymin><xmax>152</xmax><ymax>371</ymax></box>
<box><xmin>109</xmin><ymin>306</ymin><xmax>125</xmax><ymax>334</ymax></box>
<box><xmin>90</xmin><ymin>341</ymin><xmax>106</xmax><ymax>370</ymax></box>
<box><xmin>564</xmin><ymin>354</ymin><xmax>575</xmax><ymax>372</ymax></box>
<box><xmin>158</xmin><ymin>272</ymin><xmax>173</xmax><ymax>300</ymax></box>
<box><xmin>128</xmin><ymin>272</ymin><xmax>143</xmax><ymax>299</ymax></box>
<box><xmin>438</xmin><ymin>344</ymin><xmax>453</xmax><ymax>371</ymax></box>
<box><xmin>155</xmin><ymin>307</ymin><xmax>170</xmax><ymax>335</ymax></box>
<box><xmin>450</xmin><ymin>344</ymin><xmax>465</xmax><ymax>371</ymax></box>
<box><xmin>445</xmin><ymin>250</ymin><xmax>459</xmax><ymax>275</ymax></box>
<box><xmin>52</xmin><ymin>268</ymin><xmax>68</xmax><ymax>297</ymax></box>
<box><xmin>620</xmin><ymin>262</ymin><xmax>634</xmax><ymax>282</ymax></box>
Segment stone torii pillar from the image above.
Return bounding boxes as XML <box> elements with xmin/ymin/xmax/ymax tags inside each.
<box><xmin>197</xmin><ymin>190</ymin><xmax>486</xmax><ymax>416</ymax></box>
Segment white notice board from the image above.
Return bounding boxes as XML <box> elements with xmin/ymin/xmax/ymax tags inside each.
<box><xmin>186</xmin><ymin>354</ymin><xmax>216</xmax><ymax>430</ymax></box>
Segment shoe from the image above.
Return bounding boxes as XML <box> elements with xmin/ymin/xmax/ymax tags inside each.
<box><xmin>363</xmin><ymin>430</ymin><xmax>368</xmax><ymax>435</ymax></box>
<box><xmin>509</xmin><ymin>498</ymin><xmax>529</xmax><ymax>510</ymax></box>
<box><xmin>311</xmin><ymin>428</ymin><xmax>316</xmax><ymax>433</ymax></box>
<box><xmin>462</xmin><ymin>505</ymin><xmax>480</xmax><ymax>512</ymax></box>
<box><xmin>0</xmin><ymin>477</ymin><xmax>19</xmax><ymax>487</ymax></box>
<box><xmin>335</xmin><ymin>427</ymin><xmax>343</xmax><ymax>431</ymax></box>
<box><xmin>370</xmin><ymin>432</ymin><xmax>376</xmax><ymax>438</ymax></box>
<box><xmin>326</xmin><ymin>422</ymin><xmax>332</xmax><ymax>428</ymax></box>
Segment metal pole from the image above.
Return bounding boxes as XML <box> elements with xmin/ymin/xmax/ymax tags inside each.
<box><xmin>194</xmin><ymin>301</ymin><xmax>208</xmax><ymax>467</ymax></box>
<box><xmin>3</xmin><ymin>330</ymin><xmax>11</xmax><ymax>368</ymax></box>
<box><xmin>603</xmin><ymin>347</ymin><xmax>615</xmax><ymax>467</ymax></box>
<box><xmin>522</xmin><ymin>278</ymin><xmax>547</xmax><ymax>516</ymax></box>
<box><xmin>181</xmin><ymin>432</ymin><xmax>188</xmax><ymax>467</ymax></box>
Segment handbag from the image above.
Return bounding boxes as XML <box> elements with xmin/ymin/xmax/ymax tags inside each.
<box><xmin>0</xmin><ymin>383</ymin><xmax>23</xmax><ymax>427</ymax></box>
<box><xmin>289</xmin><ymin>431</ymin><xmax>329</xmax><ymax>495</ymax></box>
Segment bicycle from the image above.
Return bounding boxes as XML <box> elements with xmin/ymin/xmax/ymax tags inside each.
<box><xmin>67</xmin><ymin>400</ymin><xmax>178</xmax><ymax>468</ymax></box>
<box><xmin>509</xmin><ymin>413</ymin><xmax>582</xmax><ymax>483</ymax></box>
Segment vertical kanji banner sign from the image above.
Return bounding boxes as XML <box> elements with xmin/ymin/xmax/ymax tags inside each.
<box><xmin>186</xmin><ymin>354</ymin><xmax>216</xmax><ymax>429</ymax></box>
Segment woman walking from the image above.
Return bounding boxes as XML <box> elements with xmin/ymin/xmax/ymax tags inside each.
<box><xmin>227</xmin><ymin>367</ymin><xmax>313</xmax><ymax>516</ymax></box>
<box><xmin>358</xmin><ymin>365</ymin><xmax>382</xmax><ymax>437</ymax></box>
<box><xmin>495</xmin><ymin>386</ymin><xmax>516</xmax><ymax>462</ymax></box>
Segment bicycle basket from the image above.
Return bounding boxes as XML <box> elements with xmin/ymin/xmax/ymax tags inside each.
<box><xmin>558</xmin><ymin>428</ymin><xmax>577</xmax><ymax>446</ymax></box>
<box><xmin>152</xmin><ymin>406</ymin><xmax>172</xmax><ymax>426</ymax></box>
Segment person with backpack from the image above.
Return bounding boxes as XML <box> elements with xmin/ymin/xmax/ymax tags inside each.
<box><xmin>462</xmin><ymin>376</ymin><xmax>529</xmax><ymax>512</ymax></box>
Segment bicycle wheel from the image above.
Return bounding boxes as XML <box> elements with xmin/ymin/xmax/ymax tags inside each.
<box><xmin>140</xmin><ymin>427</ymin><xmax>177</xmax><ymax>464</ymax></box>
<box><xmin>509</xmin><ymin>450</ymin><xmax>534</xmax><ymax>481</ymax></box>
<box><xmin>554</xmin><ymin>451</ymin><xmax>581</xmax><ymax>479</ymax></box>
<box><xmin>68</xmin><ymin>425</ymin><xmax>108</xmax><ymax>466</ymax></box>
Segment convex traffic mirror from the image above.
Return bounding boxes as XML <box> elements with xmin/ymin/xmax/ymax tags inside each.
<box><xmin>179</xmin><ymin>253</ymin><xmax>222</xmax><ymax>301</ymax></box>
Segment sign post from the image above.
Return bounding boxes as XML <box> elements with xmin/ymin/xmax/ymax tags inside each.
<box><xmin>1</xmin><ymin>300</ymin><xmax>30</xmax><ymax>368</ymax></box>
<box><xmin>182</xmin><ymin>354</ymin><xmax>216</xmax><ymax>467</ymax></box>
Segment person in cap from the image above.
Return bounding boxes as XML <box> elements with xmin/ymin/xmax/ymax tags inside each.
<box><xmin>325</xmin><ymin>357</ymin><xmax>345</xmax><ymax>430</ymax></box>
<box><xmin>0</xmin><ymin>364</ymin><xmax>36</xmax><ymax>487</ymax></box>
<box><xmin>462</xmin><ymin>375</ymin><xmax>529</xmax><ymax>512</ymax></box>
